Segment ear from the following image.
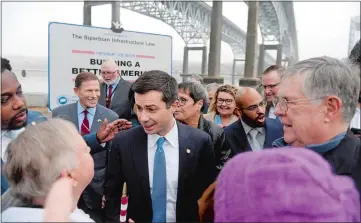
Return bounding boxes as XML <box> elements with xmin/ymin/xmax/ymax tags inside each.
<box><xmin>170</xmin><ymin>100</ymin><xmax>179</xmax><ymax>112</ymax></box>
<box><xmin>324</xmin><ymin>96</ymin><xmax>342</xmax><ymax>123</ymax></box>
<box><xmin>73</xmin><ymin>87</ymin><xmax>79</xmax><ymax>96</ymax></box>
<box><xmin>196</xmin><ymin>99</ymin><xmax>204</xmax><ymax>111</ymax></box>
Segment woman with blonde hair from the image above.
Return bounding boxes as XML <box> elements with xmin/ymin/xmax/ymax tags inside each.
<box><xmin>204</xmin><ymin>84</ymin><xmax>239</xmax><ymax>127</ymax></box>
<box><xmin>1</xmin><ymin>118</ymin><xmax>95</xmax><ymax>222</ymax></box>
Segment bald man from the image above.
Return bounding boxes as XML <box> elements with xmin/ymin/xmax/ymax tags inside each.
<box><xmin>224</xmin><ymin>87</ymin><xmax>283</xmax><ymax>154</ymax></box>
<box><xmin>99</xmin><ymin>59</ymin><xmax>132</xmax><ymax>119</ymax></box>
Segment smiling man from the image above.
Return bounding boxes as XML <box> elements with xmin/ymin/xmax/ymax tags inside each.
<box><xmin>104</xmin><ymin>70</ymin><xmax>215</xmax><ymax>223</ymax></box>
<box><xmin>224</xmin><ymin>87</ymin><xmax>283</xmax><ymax>155</ymax></box>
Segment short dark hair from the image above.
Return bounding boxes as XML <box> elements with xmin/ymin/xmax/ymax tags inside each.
<box><xmin>262</xmin><ymin>65</ymin><xmax>284</xmax><ymax>76</ymax></box>
<box><xmin>74</xmin><ymin>72</ymin><xmax>99</xmax><ymax>88</ymax></box>
<box><xmin>178</xmin><ymin>81</ymin><xmax>207</xmax><ymax>110</ymax></box>
<box><xmin>1</xmin><ymin>57</ymin><xmax>13</xmax><ymax>73</ymax></box>
<box><xmin>132</xmin><ymin>70</ymin><xmax>178</xmax><ymax>108</ymax></box>
<box><xmin>349</xmin><ymin>40</ymin><xmax>360</xmax><ymax>65</ymax></box>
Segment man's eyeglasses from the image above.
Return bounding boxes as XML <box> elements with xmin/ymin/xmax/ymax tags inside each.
<box><xmin>272</xmin><ymin>97</ymin><xmax>324</xmax><ymax>113</ymax></box>
<box><xmin>259</xmin><ymin>82</ymin><xmax>280</xmax><ymax>90</ymax></box>
<box><xmin>241</xmin><ymin>100</ymin><xmax>267</xmax><ymax>111</ymax></box>
<box><xmin>217</xmin><ymin>98</ymin><xmax>234</xmax><ymax>106</ymax></box>
<box><xmin>178</xmin><ymin>97</ymin><xmax>193</xmax><ymax>106</ymax></box>
<box><xmin>101</xmin><ymin>70</ymin><xmax>118</xmax><ymax>75</ymax></box>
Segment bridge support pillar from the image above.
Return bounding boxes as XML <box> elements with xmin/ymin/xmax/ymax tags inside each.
<box><xmin>232</xmin><ymin>58</ymin><xmax>245</xmax><ymax>85</ymax></box>
<box><xmin>241</xmin><ymin>1</ymin><xmax>260</xmax><ymax>88</ymax></box>
<box><xmin>205</xmin><ymin>1</ymin><xmax>223</xmax><ymax>85</ymax></box>
<box><xmin>181</xmin><ymin>46</ymin><xmax>208</xmax><ymax>82</ymax></box>
<box><xmin>83</xmin><ymin>2</ymin><xmax>92</xmax><ymax>26</ymax></box>
<box><xmin>257</xmin><ymin>43</ymin><xmax>283</xmax><ymax>76</ymax></box>
<box><xmin>111</xmin><ymin>1</ymin><xmax>121</xmax><ymax>29</ymax></box>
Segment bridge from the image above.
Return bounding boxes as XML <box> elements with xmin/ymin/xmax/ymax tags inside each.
<box><xmin>84</xmin><ymin>1</ymin><xmax>299</xmax><ymax>85</ymax></box>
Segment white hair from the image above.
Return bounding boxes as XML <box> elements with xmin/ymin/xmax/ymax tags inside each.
<box><xmin>281</xmin><ymin>56</ymin><xmax>360</xmax><ymax>123</ymax></box>
<box><xmin>4</xmin><ymin>119</ymin><xmax>78</xmax><ymax>203</ymax></box>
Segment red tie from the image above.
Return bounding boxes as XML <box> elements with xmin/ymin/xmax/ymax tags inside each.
<box><xmin>81</xmin><ymin>110</ymin><xmax>90</xmax><ymax>135</ymax></box>
<box><xmin>106</xmin><ymin>85</ymin><xmax>113</xmax><ymax>108</ymax></box>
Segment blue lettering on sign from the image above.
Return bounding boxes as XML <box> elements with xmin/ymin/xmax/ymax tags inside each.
<box><xmin>57</xmin><ymin>96</ymin><xmax>68</xmax><ymax>105</ymax></box>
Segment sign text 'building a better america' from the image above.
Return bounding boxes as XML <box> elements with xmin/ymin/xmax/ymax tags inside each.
<box><xmin>48</xmin><ymin>22</ymin><xmax>172</xmax><ymax>110</ymax></box>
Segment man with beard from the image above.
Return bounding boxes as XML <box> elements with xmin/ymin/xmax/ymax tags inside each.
<box><xmin>261</xmin><ymin>65</ymin><xmax>284</xmax><ymax>119</ymax></box>
<box><xmin>98</xmin><ymin>59</ymin><xmax>132</xmax><ymax>119</ymax></box>
<box><xmin>224</xmin><ymin>87</ymin><xmax>283</xmax><ymax>154</ymax></box>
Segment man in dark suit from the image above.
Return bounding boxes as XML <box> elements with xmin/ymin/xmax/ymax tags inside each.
<box><xmin>52</xmin><ymin>72</ymin><xmax>131</xmax><ymax>223</ymax></box>
<box><xmin>104</xmin><ymin>70</ymin><xmax>215</xmax><ymax>223</ymax></box>
<box><xmin>225</xmin><ymin>87</ymin><xmax>283</xmax><ymax>154</ymax></box>
<box><xmin>98</xmin><ymin>59</ymin><xmax>132</xmax><ymax>119</ymax></box>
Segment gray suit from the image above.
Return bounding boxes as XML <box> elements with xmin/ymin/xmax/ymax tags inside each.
<box><xmin>99</xmin><ymin>78</ymin><xmax>132</xmax><ymax>119</ymax></box>
<box><xmin>52</xmin><ymin>102</ymin><xmax>118</xmax><ymax>222</ymax></box>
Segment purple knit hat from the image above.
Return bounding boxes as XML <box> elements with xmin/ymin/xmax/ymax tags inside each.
<box><xmin>215</xmin><ymin>147</ymin><xmax>360</xmax><ymax>222</ymax></box>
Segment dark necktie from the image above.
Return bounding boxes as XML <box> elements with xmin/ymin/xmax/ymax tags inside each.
<box><xmin>106</xmin><ymin>85</ymin><xmax>113</xmax><ymax>108</ymax></box>
<box><xmin>152</xmin><ymin>137</ymin><xmax>167</xmax><ymax>222</ymax></box>
<box><xmin>81</xmin><ymin>110</ymin><xmax>90</xmax><ymax>135</ymax></box>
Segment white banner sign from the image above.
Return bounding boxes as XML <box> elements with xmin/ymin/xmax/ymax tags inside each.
<box><xmin>48</xmin><ymin>22</ymin><xmax>172</xmax><ymax>111</ymax></box>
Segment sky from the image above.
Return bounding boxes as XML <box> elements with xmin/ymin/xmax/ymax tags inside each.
<box><xmin>1</xmin><ymin>1</ymin><xmax>360</xmax><ymax>64</ymax></box>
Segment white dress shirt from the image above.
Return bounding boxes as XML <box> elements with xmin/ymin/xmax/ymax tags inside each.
<box><xmin>147</xmin><ymin>120</ymin><xmax>179</xmax><ymax>222</ymax></box>
<box><xmin>1</xmin><ymin>128</ymin><xmax>25</xmax><ymax>162</ymax></box>
<box><xmin>268</xmin><ymin>106</ymin><xmax>276</xmax><ymax>119</ymax></box>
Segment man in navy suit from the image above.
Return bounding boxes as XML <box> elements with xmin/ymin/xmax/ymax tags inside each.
<box><xmin>225</xmin><ymin>87</ymin><xmax>283</xmax><ymax>154</ymax></box>
<box><xmin>104</xmin><ymin>70</ymin><xmax>215</xmax><ymax>223</ymax></box>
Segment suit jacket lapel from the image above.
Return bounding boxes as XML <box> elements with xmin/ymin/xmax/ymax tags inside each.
<box><xmin>130</xmin><ymin>128</ymin><xmax>152</xmax><ymax>207</ymax></box>
<box><xmin>177</xmin><ymin>123</ymin><xmax>195</xmax><ymax>200</ymax></box>
<box><xmin>111</xmin><ymin>79</ymin><xmax>126</xmax><ymax>108</ymax></box>
<box><xmin>264</xmin><ymin>118</ymin><xmax>274</xmax><ymax>148</ymax></box>
<box><xmin>90</xmin><ymin>104</ymin><xmax>104</xmax><ymax>133</ymax></box>
<box><xmin>70</xmin><ymin>103</ymin><xmax>79</xmax><ymax>129</ymax></box>
<box><xmin>99</xmin><ymin>83</ymin><xmax>107</xmax><ymax>106</ymax></box>
<box><xmin>233</xmin><ymin>119</ymin><xmax>251</xmax><ymax>152</ymax></box>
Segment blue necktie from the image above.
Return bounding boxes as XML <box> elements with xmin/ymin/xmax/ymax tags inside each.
<box><xmin>152</xmin><ymin>137</ymin><xmax>167</xmax><ymax>222</ymax></box>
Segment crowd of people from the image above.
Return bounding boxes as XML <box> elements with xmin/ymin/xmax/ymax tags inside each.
<box><xmin>1</xmin><ymin>40</ymin><xmax>360</xmax><ymax>222</ymax></box>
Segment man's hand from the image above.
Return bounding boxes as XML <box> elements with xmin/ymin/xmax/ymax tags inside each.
<box><xmin>96</xmin><ymin>118</ymin><xmax>132</xmax><ymax>143</ymax></box>
<box><xmin>112</xmin><ymin>119</ymin><xmax>132</xmax><ymax>131</ymax></box>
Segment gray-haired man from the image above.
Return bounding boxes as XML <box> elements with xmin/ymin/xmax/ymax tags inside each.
<box><xmin>273</xmin><ymin>56</ymin><xmax>360</xmax><ymax>193</ymax></box>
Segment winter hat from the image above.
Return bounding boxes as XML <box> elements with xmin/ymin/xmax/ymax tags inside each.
<box><xmin>215</xmin><ymin>147</ymin><xmax>360</xmax><ymax>222</ymax></box>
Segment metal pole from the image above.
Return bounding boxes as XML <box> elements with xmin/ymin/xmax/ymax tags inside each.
<box><xmin>276</xmin><ymin>44</ymin><xmax>283</xmax><ymax>66</ymax></box>
<box><xmin>111</xmin><ymin>1</ymin><xmax>121</xmax><ymax>28</ymax></box>
<box><xmin>243</xmin><ymin>1</ymin><xmax>259</xmax><ymax>78</ymax></box>
<box><xmin>201</xmin><ymin>46</ymin><xmax>208</xmax><ymax>75</ymax></box>
<box><xmin>83</xmin><ymin>2</ymin><xmax>92</xmax><ymax>26</ymax></box>
<box><xmin>182</xmin><ymin>46</ymin><xmax>189</xmax><ymax>81</ymax></box>
<box><xmin>232</xmin><ymin>59</ymin><xmax>236</xmax><ymax>85</ymax></box>
<box><xmin>207</xmin><ymin>1</ymin><xmax>223</xmax><ymax>77</ymax></box>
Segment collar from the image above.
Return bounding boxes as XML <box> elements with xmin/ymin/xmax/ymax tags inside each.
<box><xmin>240</xmin><ymin>118</ymin><xmax>265</xmax><ymax>135</ymax></box>
<box><xmin>306</xmin><ymin>132</ymin><xmax>347</xmax><ymax>154</ymax></box>
<box><xmin>107</xmin><ymin>77</ymin><xmax>121</xmax><ymax>89</ymax></box>
<box><xmin>1</xmin><ymin>128</ymin><xmax>25</xmax><ymax>138</ymax></box>
<box><xmin>272</xmin><ymin>137</ymin><xmax>288</xmax><ymax>148</ymax></box>
<box><xmin>77</xmin><ymin>101</ymin><xmax>96</xmax><ymax>116</ymax></box>
<box><xmin>148</xmin><ymin>119</ymin><xmax>178</xmax><ymax>148</ymax></box>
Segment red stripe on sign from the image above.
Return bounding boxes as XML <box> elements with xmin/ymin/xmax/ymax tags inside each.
<box><xmin>120</xmin><ymin>210</ymin><xmax>127</xmax><ymax>216</ymax></box>
<box><xmin>136</xmin><ymin>55</ymin><xmax>155</xmax><ymax>59</ymax></box>
<box><xmin>72</xmin><ymin>50</ymin><xmax>95</xmax><ymax>55</ymax></box>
